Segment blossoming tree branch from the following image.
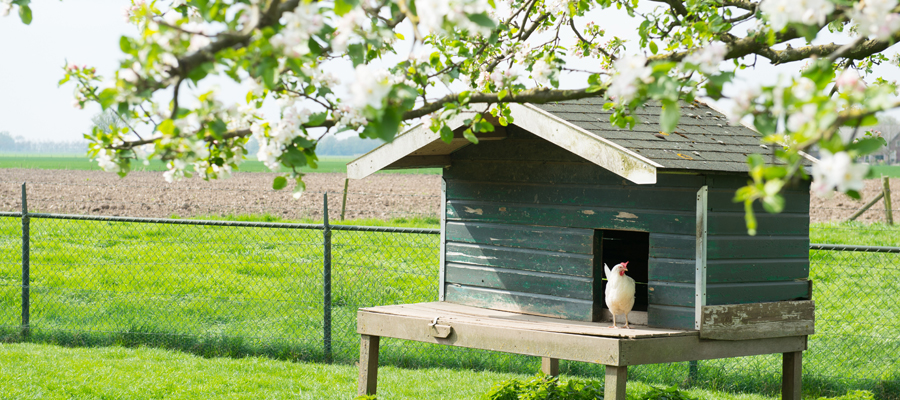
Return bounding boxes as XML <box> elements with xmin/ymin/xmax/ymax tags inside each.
<box><xmin>5</xmin><ymin>0</ymin><xmax>899</xmax><ymax>232</ymax></box>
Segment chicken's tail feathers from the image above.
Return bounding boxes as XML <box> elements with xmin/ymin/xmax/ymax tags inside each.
<box><xmin>603</xmin><ymin>263</ymin><xmax>611</xmax><ymax>278</ymax></box>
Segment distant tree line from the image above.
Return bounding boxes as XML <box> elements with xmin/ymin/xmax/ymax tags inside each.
<box><xmin>0</xmin><ymin>131</ymin><xmax>89</xmax><ymax>154</ymax></box>
<box><xmin>245</xmin><ymin>134</ymin><xmax>379</xmax><ymax>157</ymax></box>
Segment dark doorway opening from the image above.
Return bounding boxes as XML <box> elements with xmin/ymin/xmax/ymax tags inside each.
<box><xmin>593</xmin><ymin>230</ymin><xmax>649</xmax><ymax>322</ymax></box>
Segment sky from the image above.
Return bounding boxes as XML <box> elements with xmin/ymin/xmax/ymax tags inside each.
<box><xmin>2</xmin><ymin>1</ymin><xmax>900</xmax><ymax>143</ymax></box>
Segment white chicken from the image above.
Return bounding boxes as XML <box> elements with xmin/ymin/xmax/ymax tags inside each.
<box><xmin>604</xmin><ymin>261</ymin><xmax>635</xmax><ymax>329</ymax></box>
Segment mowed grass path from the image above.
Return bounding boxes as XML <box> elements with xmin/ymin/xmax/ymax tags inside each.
<box><xmin>1</xmin><ymin>216</ymin><xmax>899</xmax><ymax>397</ymax></box>
<box><xmin>0</xmin><ymin>343</ymin><xmax>782</xmax><ymax>400</ymax></box>
<box><xmin>0</xmin><ymin>154</ymin><xmax>440</xmax><ymax>174</ymax></box>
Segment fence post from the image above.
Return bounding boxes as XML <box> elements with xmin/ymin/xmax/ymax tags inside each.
<box><xmin>884</xmin><ymin>175</ymin><xmax>894</xmax><ymax>225</ymax></box>
<box><xmin>21</xmin><ymin>182</ymin><xmax>30</xmax><ymax>338</ymax></box>
<box><xmin>323</xmin><ymin>193</ymin><xmax>332</xmax><ymax>362</ymax></box>
<box><xmin>341</xmin><ymin>178</ymin><xmax>349</xmax><ymax>221</ymax></box>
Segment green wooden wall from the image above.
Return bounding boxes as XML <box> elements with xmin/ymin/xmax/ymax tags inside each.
<box><xmin>442</xmin><ymin>125</ymin><xmax>811</xmax><ymax>328</ymax></box>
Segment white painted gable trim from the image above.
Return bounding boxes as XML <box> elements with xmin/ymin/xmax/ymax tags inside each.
<box><xmin>347</xmin><ymin>104</ymin><xmax>661</xmax><ymax>184</ymax></box>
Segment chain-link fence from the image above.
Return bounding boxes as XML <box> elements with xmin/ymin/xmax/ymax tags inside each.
<box><xmin>2</xmin><ymin>181</ymin><xmax>899</xmax><ymax>398</ymax></box>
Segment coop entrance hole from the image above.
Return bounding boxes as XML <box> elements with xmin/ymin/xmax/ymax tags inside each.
<box><xmin>593</xmin><ymin>229</ymin><xmax>649</xmax><ymax>322</ymax></box>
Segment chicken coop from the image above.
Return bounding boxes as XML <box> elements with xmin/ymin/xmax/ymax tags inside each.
<box><xmin>347</xmin><ymin>99</ymin><xmax>815</xmax><ymax>400</ymax></box>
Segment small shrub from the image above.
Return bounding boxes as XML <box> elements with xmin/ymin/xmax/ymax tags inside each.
<box><xmin>642</xmin><ymin>386</ymin><xmax>698</xmax><ymax>400</ymax></box>
<box><xmin>816</xmin><ymin>390</ymin><xmax>875</xmax><ymax>400</ymax></box>
<box><xmin>481</xmin><ymin>374</ymin><xmax>602</xmax><ymax>400</ymax></box>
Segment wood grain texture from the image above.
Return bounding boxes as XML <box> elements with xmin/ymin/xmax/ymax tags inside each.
<box><xmin>783</xmin><ymin>351</ymin><xmax>803</xmax><ymax>400</ymax></box>
<box><xmin>445</xmin><ymin>242</ymin><xmax>594</xmax><ymax>277</ymax></box>
<box><xmin>617</xmin><ymin>334</ymin><xmax>807</xmax><ymax>365</ymax></box>
<box><xmin>707</xmin><ymin>213</ymin><xmax>809</xmax><ymax>236</ymax></box>
<box><xmin>445</xmin><ymin>221</ymin><xmax>594</xmax><ymax>254</ymax></box>
<box><xmin>649</xmin><ymin>281</ymin><xmax>811</xmax><ymax>307</ymax></box>
<box><xmin>444</xmin><ymin>284</ymin><xmax>596</xmax><ymax>321</ymax></box>
<box><xmin>605</xmin><ymin>365</ymin><xmax>628</xmax><ymax>400</ymax></box>
<box><xmin>446</xmin><ymin>200</ymin><xmax>695</xmax><ymax>235</ymax></box>
<box><xmin>648</xmin><ymin>304</ymin><xmax>695</xmax><ymax>329</ymax></box>
<box><xmin>700</xmin><ymin>300</ymin><xmax>815</xmax><ymax>340</ymax></box>
<box><xmin>358</xmin><ymin>334</ymin><xmax>380</xmax><ymax>396</ymax></box>
<box><xmin>707</xmin><ymin>236</ymin><xmax>810</xmax><ymax>259</ymax></box>
<box><xmin>445</xmin><ymin>263</ymin><xmax>594</xmax><ymax>300</ymax></box>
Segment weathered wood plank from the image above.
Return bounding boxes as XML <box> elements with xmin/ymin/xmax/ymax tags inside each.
<box><xmin>649</xmin><ymin>281</ymin><xmax>811</xmax><ymax>307</ymax></box>
<box><xmin>356</xmin><ymin>309</ymin><xmax>624</xmax><ymax>365</ymax></box>
<box><xmin>366</xmin><ymin>302</ymin><xmax>693</xmax><ymax>338</ymax></box>
<box><xmin>445</xmin><ymin>159</ymin><xmax>704</xmax><ymax>187</ymax></box>
<box><xmin>605</xmin><ymin>365</ymin><xmax>628</xmax><ymax>400</ymax></box>
<box><xmin>707</xmin><ymin>236</ymin><xmax>809</xmax><ymax>259</ymax></box>
<box><xmin>649</xmin><ymin>234</ymin><xmax>695</xmax><ymax>259</ymax></box>
<box><xmin>445</xmin><ymin>263</ymin><xmax>594</xmax><ymax>300</ymax></box>
<box><xmin>542</xmin><ymin>357</ymin><xmax>560</xmax><ymax>376</ymax></box>
<box><xmin>700</xmin><ymin>301</ymin><xmax>815</xmax><ymax>340</ymax></box>
<box><xmin>446</xmin><ymin>242</ymin><xmax>594</xmax><ymax>277</ymax></box>
<box><xmin>651</xmin><ymin>258</ymin><xmax>810</xmax><ymax>284</ymax></box>
<box><xmin>618</xmin><ymin>335</ymin><xmax>807</xmax><ymax>365</ymax></box>
<box><xmin>783</xmin><ymin>351</ymin><xmax>803</xmax><ymax>400</ymax></box>
<box><xmin>358</xmin><ymin>334</ymin><xmax>380</xmax><ymax>396</ymax></box>
<box><xmin>445</xmin><ymin>221</ymin><xmax>594</xmax><ymax>254</ymax></box>
<box><xmin>648</xmin><ymin>258</ymin><xmax>695</xmax><ymax>283</ymax></box>
<box><xmin>707</xmin><ymin>189</ymin><xmax>809</xmax><ymax>213</ymax></box>
<box><xmin>647</xmin><ymin>305</ymin><xmax>695</xmax><ymax>330</ymax></box>
<box><xmin>444</xmin><ymin>284</ymin><xmax>596</xmax><ymax>321</ymax></box>
<box><xmin>446</xmin><ymin>200</ymin><xmax>695</xmax><ymax>235</ymax></box>
<box><xmin>445</xmin><ymin>180</ymin><xmax>699</xmax><ymax>212</ymax></box>
<box><xmin>708</xmin><ymin>213</ymin><xmax>810</xmax><ymax>236</ymax></box>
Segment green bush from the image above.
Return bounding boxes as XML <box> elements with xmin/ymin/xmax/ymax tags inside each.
<box><xmin>481</xmin><ymin>374</ymin><xmax>603</xmax><ymax>400</ymax></box>
<box><xmin>641</xmin><ymin>386</ymin><xmax>698</xmax><ymax>400</ymax></box>
<box><xmin>816</xmin><ymin>390</ymin><xmax>875</xmax><ymax>400</ymax></box>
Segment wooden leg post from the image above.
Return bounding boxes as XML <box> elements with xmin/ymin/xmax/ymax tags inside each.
<box><xmin>782</xmin><ymin>351</ymin><xmax>802</xmax><ymax>400</ymax></box>
<box><xmin>541</xmin><ymin>357</ymin><xmax>559</xmax><ymax>376</ymax></box>
<box><xmin>604</xmin><ymin>365</ymin><xmax>627</xmax><ymax>400</ymax></box>
<box><xmin>358</xmin><ymin>335</ymin><xmax>380</xmax><ymax>397</ymax></box>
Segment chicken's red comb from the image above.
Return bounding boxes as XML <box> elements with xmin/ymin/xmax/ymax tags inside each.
<box><xmin>622</xmin><ymin>261</ymin><xmax>629</xmax><ymax>269</ymax></box>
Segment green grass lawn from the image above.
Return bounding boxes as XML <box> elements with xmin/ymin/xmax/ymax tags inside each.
<box><xmin>870</xmin><ymin>165</ymin><xmax>900</xmax><ymax>178</ymax></box>
<box><xmin>0</xmin><ymin>342</ymin><xmax>783</xmax><ymax>400</ymax></box>
<box><xmin>0</xmin><ymin>216</ymin><xmax>898</xmax><ymax>398</ymax></box>
<box><xmin>0</xmin><ymin>154</ymin><xmax>440</xmax><ymax>174</ymax></box>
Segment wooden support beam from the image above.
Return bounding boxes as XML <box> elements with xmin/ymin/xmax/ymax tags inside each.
<box><xmin>541</xmin><ymin>357</ymin><xmax>559</xmax><ymax>376</ymax></box>
<box><xmin>782</xmin><ymin>351</ymin><xmax>802</xmax><ymax>400</ymax></box>
<box><xmin>358</xmin><ymin>335</ymin><xmax>380</xmax><ymax>397</ymax></box>
<box><xmin>845</xmin><ymin>191</ymin><xmax>884</xmax><ymax>222</ymax></box>
<box><xmin>884</xmin><ymin>176</ymin><xmax>894</xmax><ymax>225</ymax></box>
<box><xmin>604</xmin><ymin>365</ymin><xmax>627</xmax><ymax>400</ymax></box>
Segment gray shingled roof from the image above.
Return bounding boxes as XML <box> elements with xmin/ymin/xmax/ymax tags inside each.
<box><xmin>533</xmin><ymin>98</ymin><xmax>775</xmax><ymax>172</ymax></box>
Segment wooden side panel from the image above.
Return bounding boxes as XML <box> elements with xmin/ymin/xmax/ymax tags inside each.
<box><xmin>445</xmin><ymin>242</ymin><xmax>593</xmax><ymax>277</ymax></box>
<box><xmin>445</xmin><ymin>160</ymin><xmax>705</xmax><ymax>187</ymax></box>
<box><xmin>650</xmin><ymin>281</ymin><xmax>810</xmax><ymax>307</ymax></box>
<box><xmin>649</xmin><ymin>233</ymin><xmax>695</xmax><ymax>259</ymax></box>
<box><xmin>707</xmin><ymin>259</ymin><xmax>809</xmax><ymax>283</ymax></box>
<box><xmin>445</xmin><ymin>263</ymin><xmax>593</xmax><ymax>300</ymax></box>
<box><xmin>445</xmin><ymin>221</ymin><xmax>593</xmax><ymax>254</ymax></box>
<box><xmin>708</xmin><ymin>213</ymin><xmax>810</xmax><ymax>236</ymax></box>
<box><xmin>446</xmin><ymin>180</ymin><xmax>698</xmax><ymax>212</ymax></box>
<box><xmin>707</xmin><ymin>236</ymin><xmax>809</xmax><ymax>259</ymax></box>
<box><xmin>649</xmin><ymin>258</ymin><xmax>695</xmax><ymax>283</ymax></box>
<box><xmin>444</xmin><ymin>284</ymin><xmax>595</xmax><ymax>321</ymax></box>
<box><xmin>708</xmin><ymin>189</ymin><xmax>810</xmax><ymax>214</ymax></box>
<box><xmin>647</xmin><ymin>304</ymin><xmax>695</xmax><ymax>330</ymax></box>
<box><xmin>700</xmin><ymin>300</ymin><xmax>815</xmax><ymax>340</ymax></box>
<box><xmin>446</xmin><ymin>200</ymin><xmax>695</xmax><ymax>235</ymax></box>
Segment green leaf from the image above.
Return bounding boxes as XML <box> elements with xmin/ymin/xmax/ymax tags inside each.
<box><xmin>97</xmin><ymin>88</ymin><xmax>119</xmax><ymax>110</ymax></box>
<box><xmin>458</xmin><ymin>91</ymin><xmax>472</xmax><ymax>105</ymax></box>
<box><xmin>848</xmin><ymin>137</ymin><xmax>885</xmax><ymax>155</ymax></box>
<box><xmin>649</xmin><ymin>41</ymin><xmax>658</xmax><ymax>55</ymax></box>
<box><xmin>753</xmin><ymin>114</ymin><xmax>777</xmax><ymax>136</ymax></box>
<box><xmin>334</xmin><ymin>0</ymin><xmax>355</xmax><ymax>15</ymax></box>
<box><xmin>308</xmin><ymin>112</ymin><xmax>328</xmax><ymax>126</ymax></box>
<box><xmin>119</xmin><ymin>36</ymin><xmax>132</xmax><ymax>53</ymax></box>
<box><xmin>18</xmin><ymin>5</ymin><xmax>32</xmax><ymax>25</ymax></box>
<box><xmin>158</xmin><ymin>119</ymin><xmax>176</xmax><ymax>136</ymax></box>
<box><xmin>272</xmin><ymin>176</ymin><xmax>288</xmax><ymax>190</ymax></box>
<box><xmin>439</xmin><ymin>125</ymin><xmax>454</xmax><ymax>144</ymax></box>
<box><xmin>348</xmin><ymin>44</ymin><xmax>365</xmax><ymax>67</ymax></box>
<box><xmin>498</xmin><ymin>89</ymin><xmax>508</xmax><ymax>101</ymax></box>
<box><xmin>467</xmin><ymin>12</ymin><xmax>496</xmax><ymax>29</ymax></box>
<box><xmin>660</xmin><ymin>100</ymin><xmax>680</xmax><ymax>133</ymax></box>
<box><xmin>762</xmin><ymin>193</ymin><xmax>785</xmax><ymax>213</ymax></box>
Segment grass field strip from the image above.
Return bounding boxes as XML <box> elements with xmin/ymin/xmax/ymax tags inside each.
<box><xmin>1</xmin><ymin>214</ymin><xmax>899</xmax><ymax>397</ymax></box>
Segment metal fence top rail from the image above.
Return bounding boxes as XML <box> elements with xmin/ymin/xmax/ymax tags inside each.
<box><xmin>810</xmin><ymin>243</ymin><xmax>900</xmax><ymax>253</ymax></box>
<box><xmin>9</xmin><ymin>212</ymin><xmax>440</xmax><ymax>235</ymax></box>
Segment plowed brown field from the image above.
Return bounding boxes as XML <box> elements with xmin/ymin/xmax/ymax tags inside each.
<box><xmin>1</xmin><ymin>169</ymin><xmax>895</xmax><ymax>223</ymax></box>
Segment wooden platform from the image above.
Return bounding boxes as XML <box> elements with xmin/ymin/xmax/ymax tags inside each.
<box><xmin>357</xmin><ymin>302</ymin><xmax>808</xmax><ymax>399</ymax></box>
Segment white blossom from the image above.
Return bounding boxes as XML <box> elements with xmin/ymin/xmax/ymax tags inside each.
<box><xmin>350</xmin><ymin>64</ymin><xmax>393</xmax><ymax>109</ymax></box>
<box><xmin>333</xmin><ymin>104</ymin><xmax>368</xmax><ymax>128</ymax></box>
<box><xmin>331</xmin><ymin>8</ymin><xmax>368</xmax><ymax>52</ymax></box>
<box><xmin>851</xmin><ymin>0</ymin><xmax>900</xmax><ymax>40</ymax></box>
<box><xmin>786</xmin><ymin>103</ymin><xmax>818</xmax><ymax>132</ymax></box>
<box><xmin>729</xmin><ymin>85</ymin><xmax>761</xmax><ymax>124</ymax></box>
<box><xmin>531</xmin><ymin>60</ymin><xmax>557</xmax><ymax>86</ymax></box>
<box><xmin>608</xmin><ymin>55</ymin><xmax>652</xmax><ymax>104</ymax></box>
<box><xmin>760</xmin><ymin>0</ymin><xmax>834</xmax><ymax>31</ymax></box>
<box><xmin>835</xmin><ymin>69</ymin><xmax>866</xmax><ymax>92</ymax></box>
<box><xmin>415</xmin><ymin>0</ymin><xmax>494</xmax><ymax>36</ymax></box>
<box><xmin>95</xmin><ymin>151</ymin><xmax>120</xmax><ymax>173</ymax></box>
<box><xmin>1</xmin><ymin>0</ymin><xmax>12</xmax><ymax>17</ymax></box>
<box><xmin>791</xmin><ymin>77</ymin><xmax>817</xmax><ymax>101</ymax></box>
<box><xmin>272</xmin><ymin>4</ymin><xmax>323</xmax><ymax>57</ymax></box>
<box><xmin>683</xmin><ymin>41</ymin><xmax>727</xmax><ymax>74</ymax></box>
<box><xmin>811</xmin><ymin>150</ymin><xmax>868</xmax><ymax>197</ymax></box>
